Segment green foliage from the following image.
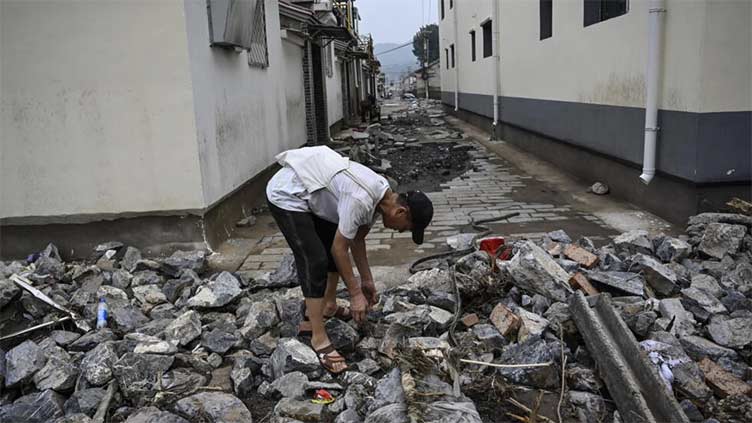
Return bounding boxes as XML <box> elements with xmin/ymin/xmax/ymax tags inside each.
<box><xmin>412</xmin><ymin>24</ymin><xmax>439</xmax><ymax>64</ymax></box>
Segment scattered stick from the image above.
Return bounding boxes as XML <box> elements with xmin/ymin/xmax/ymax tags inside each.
<box><xmin>556</xmin><ymin>328</ymin><xmax>568</xmax><ymax>423</ymax></box>
<box><xmin>91</xmin><ymin>381</ymin><xmax>116</xmax><ymax>423</ymax></box>
<box><xmin>507</xmin><ymin>398</ymin><xmax>557</xmax><ymax>423</ymax></box>
<box><xmin>0</xmin><ymin>316</ymin><xmax>72</xmax><ymax>341</ymax></box>
<box><xmin>460</xmin><ymin>359</ymin><xmax>554</xmax><ymax>369</ymax></box>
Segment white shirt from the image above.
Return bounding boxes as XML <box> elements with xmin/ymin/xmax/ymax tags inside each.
<box><xmin>266</xmin><ymin>162</ymin><xmax>389</xmax><ymax>239</ymax></box>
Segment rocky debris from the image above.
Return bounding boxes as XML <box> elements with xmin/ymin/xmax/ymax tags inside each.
<box><xmin>587</xmin><ymin>271</ymin><xmax>645</xmax><ymax>296</ymax></box>
<box><xmin>707</xmin><ymin>317</ymin><xmax>752</xmax><ymax>348</ymax></box>
<box><xmin>187</xmin><ymin>271</ymin><xmax>242</xmax><ymax>308</ymax></box>
<box><xmin>699</xmin><ymin>223</ymin><xmax>747</xmax><ymax>259</ymax></box>
<box><xmin>489</xmin><ymin>303</ymin><xmax>520</xmax><ymax>337</ymax></box>
<box><xmin>5</xmin><ymin>340</ymin><xmax>47</xmax><ymax>388</ymax></box>
<box><xmin>698</xmin><ymin>358</ymin><xmax>752</xmax><ymax>398</ymax></box>
<box><xmin>503</xmin><ymin>240</ymin><xmax>573</xmax><ymax>302</ymax></box>
<box><xmin>163</xmin><ymin>310</ymin><xmax>202</xmax><ymax>346</ymax></box>
<box><xmin>563</xmin><ymin>244</ymin><xmax>599</xmax><ymax>269</ymax></box>
<box><xmin>173</xmin><ymin>392</ymin><xmax>252</xmax><ymax>422</ymax></box>
<box><xmin>0</xmin><ymin>389</ymin><xmax>66</xmax><ymax>423</ymax></box>
<box><xmin>629</xmin><ymin>253</ymin><xmax>678</xmax><ymax>295</ymax></box>
<box><xmin>587</xmin><ymin>181</ymin><xmax>610</xmax><ymax>195</ymax></box>
<box><xmin>125</xmin><ymin>406</ymin><xmax>189</xmax><ymax>423</ymax></box>
<box><xmin>613</xmin><ymin>230</ymin><xmax>654</xmax><ymax>255</ymax></box>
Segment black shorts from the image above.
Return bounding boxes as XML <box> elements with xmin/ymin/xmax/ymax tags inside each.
<box><xmin>267</xmin><ymin>200</ymin><xmax>338</xmax><ymax>298</ymax></box>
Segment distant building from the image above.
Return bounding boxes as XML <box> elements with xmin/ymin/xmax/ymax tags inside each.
<box><xmin>438</xmin><ymin>0</ymin><xmax>750</xmax><ymax>224</ymax></box>
<box><xmin>414</xmin><ymin>59</ymin><xmax>441</xmax><ymax>100</ymax></box>
<box><xmin>1</xmin><ymin>0</ymin><xmax>380</xmax><ymax>258</ymax></box>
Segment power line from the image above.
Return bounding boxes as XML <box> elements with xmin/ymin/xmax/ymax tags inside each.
<box><xmin>374</xmin><ymin>40</ymin><xmax>413</xmax><ymax>56</ymax></box>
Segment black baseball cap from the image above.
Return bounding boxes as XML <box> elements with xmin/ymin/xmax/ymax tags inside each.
<box><xmin>405</xmin><ymin>191</ymin><xmax>433</xmax><ymax>244</ymax></box>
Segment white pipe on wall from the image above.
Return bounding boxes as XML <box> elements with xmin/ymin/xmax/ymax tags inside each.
<box><xmin>640</xmin><ymin>0</ymin><xmax>667</xmax><ymax>185</ymax></box>
<box><xmin>453</xmin><ymin>0</ymin><xmax>459</xmax><ymax>111</ymax></box>
<box><xmin>492</xmin><ymin>0</ymin><xmax>500</xmax><ymax>128</ymax></box>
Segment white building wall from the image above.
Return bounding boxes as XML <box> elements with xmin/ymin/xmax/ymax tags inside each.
<box><xmin>183</xmin><ymin>0</ymin><xmax>302</xmax><ymax>207</ymax></box>
<box><xmin>439</xmin><ymin>0</ymin><xmax>751</xmax><ymax>114</ymax></box>
<box><xmin>327</xmin><ymin>50</ymin><xmax>345</xmax><ymax>127</ymax></box>
<box><xmin>0</xmin><ymin>0</ymin><xmax>204</xmax><ymax>220</ymax></box>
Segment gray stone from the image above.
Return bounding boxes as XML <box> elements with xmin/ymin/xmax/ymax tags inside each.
<box><xmin>423</xmin><ymin>402</ymin><xmax>482</xmax><ymax>423</ymax></box>
<box><xmin>33</xmin><ymin>357</ymin><xmax>78</xmax><ymax>391</ymax></box>
<box><xmin>656</xmin><ymin>237</ymin><xmax>692</xmax><ymax>262</ymax></box>
<box><xmin>255</xmin><ymin>253</ymin><xmax>298</xmax><ymax>289</ymax></box>
<box><xmin>35</xmin><ymin>256</ymin><xmax>65</xmax><ymax>280</ymax></box>
<box><xmin>721</xmin><ymin>262</ymin><xmax>752</xmax><ymax>294</ymax></box>
<box><xmin>164</xmin><ymin>310</ymin><xmax>202</xmax><ymax>346</ymax></box>
<box><xmin>63</xmin><ymin>387</ymin><xmax>106</xmax><ymax>416</ymax></box>
<box><xmin>275</xmin><ymin>397</ymin><xmax>323</xmax><ymax>421</ymax></box>
<box><xmin>566</xmin><ymin>364</ymin><xmax>604</xmax><ymax>393</ymax></box>
<box><xmin>202</xmin><ymin>328</ymin><xmax>239</xmax><ymax>354</ymax></box>
<box><xmin>379</xmin><ymin>323</ymin><xmax>421</xmax><ymax>358</ymax></box>
<box><xmin>613</xmin><ymin>230</ymin><xmax>654</xmax><ymax>255</ymax></box>
<box><xmin>80</xmin><ymin>341</ymin><xmax>119</xmax><ymax>386</ymax></box>
<box><xmin>55</xmin><ymin>414</ymin><xmax>93</xmax><ymax>423</ymax></box>
<box><xmin>681</xmin><ymin>287</ymin><xmax>728</xmax><ymax>322</ymax></box>
<box><xmin>543</xmin><ymin>302</ymin><xmax>577</xmax><ymax>336</ymax></box>
<box><xmin>369</xmin><ymin>368</ymin><xmax>405</xmax><ymax>413</ymax></box>
<box><xmin>121</xmin><ymin>246</ymin><xmax>142</xmax><ymax>271</ymax></box>
<box><xmin>271</xmin><ymin>371</ymin><xmax>309</xmax><ymax>399</ymax></box>
<box><xmin>49</xmin><ymin>330</ymin><xmax>81</xmax><ymax>347</ymax></box>
<box><xmin>721</xmin><ymin>290</ymin><xmax>752</xmax><ymax>313</ymax></box>
<box><xmin>132</xmin><ymin>284</ymin><xmax>167</xmax><ymax>305</ymax></box>
<box><xmin>498</xmin><ymin>337</ymin><xmax>562</xmax><ymax>389</ymax></box>
<box><xmin>672</xmin><ymin>361</ymin><xmax>713</xmax><ymax>400</ymax></box>
<box><xmin>472</xmin><ymin>324</ymin><xmax>507</xmax><ymax>351</ymax></box>
<box><xmin>250</xmin><ymin>331</ymin><xmax>279</xmax><ymax>357</ymax></box>
<box><xmin>505</xmin><ymin>241</ymin><xmax>573</xmax><ymax>302</ymax></box>
<box><xmin>707</xmin><ymin>317</ymin><xmax>752</xmax><ymax>348</ymax></box>
<box><xmin>569</xmin><ymin>391</ymin><xmax>608</xmax><ymax>423</ymax></box>
<box><xmin>187</xmin><ymin>272</ymin><xmax>243</xmax><ymax>308</ymax></box>
<box><xmin>516</xmin><ymin>307</ymin><xmax>550</xmax><ymax>342</ymax></box>
<box><xmin>125</xmin><ymin>406</ymin><xmax>189</xmax><ymax>423</ymax></box>
<box><xmin>5</xmin><ymin>340</ymin><xmax>47</xmax><ymax>388</ymax></box>
<box><xmin>325</xmin><ymin>318</ymin><xmax>361</xmax><ymax>353</ymax></box>
<box><xmin>113</xmin><ymin>353</ymin><xmax>174</xmax><ymax>402</ymax></box>
<box><xmin>164</xmin><ymin>250</ymin><xmax>207</xmax><ymax>273</ymax></box>
<box><xmin>690</xmin><ymin>274</ymin><xmax>723</xmax><ymax>298</ymax></box>
<box><xmin>587</xmin><ymin>271</ymin><xmax>645</xmax><ymax>296</ymax></box>
<box><xmin>131</xmin><ymin>270</ymin><xmax>163</xmax><ymax>287</ymax></box>
<box><xmin>0</xmin><ymin>389</ymin><xmax>65</xmax><ymax>423</ymax></box>
<box><xmin>162</xmin><ymin>272</ymin><xmax>196</xmax><ymax>303</ymax></box>
<box><xmin>108</xmin><ymin>299</ymin><xmax>150</xmax><ymax>334</ymax></box>
<box><xmin>207</xmin><ymin>352</ymin><xmax>223</xmax><ymax>368</ymax></box>
<box><xmin>97</xmin><ymin>285</ymin><xmax>129</xmax><ymax>301</ymax></box>
<box><xmin>173</xmin><ymin>392</ymin><xmax>252</xmax><ymax>423</ymax></box>
<box><xmin>630</xmin><ymin>254</ymin><xmax>678</xmax><ymax>295</ymax></box>
<box><xmin>270</xmin><ymin>338</ymin><xmax>320</xmax><ymax>380</ymax></box>
<box><xmin>679</xmin><ymin>336</ymin><xmax>737</xmax><ymax>362</ymax></box>
<box><xmin>149</xmin><ymin>302</ymin><xmax>177</xmax><ymax>319</ymax></box>
<box><xmin>599</xmin><ymin>252</ymin><xmax>625</xmax><ymax>272</ymax></box>
<box><xmin>240</xmin><ymin>301</ymin><xmax>279</xmax><ymax>339</ymax></box>
<box><xmin>111</xmin><ymin>269</ymin><xmax>132</xmax><ymax>289</ymax></box>
<box><xmin>133</xmin><ymin>336</ymin><xmax>178</xmax><ymax>355</ymax></box>
<box><xmin>161</xmin><ymin>368</ymin><xmax>208</xmax><ymax>397</ymax></box>
<box><xmin>335</xmin><ymin>408</ymin><xmax>363</xmax><ymax>423</ymax></box>
<box><xmin>546</xmin><ymin>229</ymin><xmax>572</xmax><ymax>244</ymax></box>
<box><xmin>0</xmin><ymin>279</ymin><xmax>21</xmax><ymax>308</ymax></box>
<box><xmin>658</xmin><ymin>298</ymin><xmax>697</xmax><ymax>337</ymax></box>
<box><xmin>699</xmin><ymin>223</ymin><xmax>746</xmax><ymax>259</ymax></box>
<box><xmin>679</xmin><ymin>399</ymin><xmax>704</xmax><ymax>423</ymax></box>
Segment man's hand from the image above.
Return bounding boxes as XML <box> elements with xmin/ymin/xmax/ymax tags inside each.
<box><xmin>350</xmin><ymin>291</ymin><xmax>369</xmax><ymax>324</ymax></box>
<box><xmin>361</xmin><ymin>279</ymin><xmax>379</xmax><ymax>307</ymax></box>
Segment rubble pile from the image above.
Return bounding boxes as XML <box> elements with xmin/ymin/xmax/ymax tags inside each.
<box><xmin>332</xmin><ymin>99</ymin><xmax>472</xmax><ymax>192</ymax></box>
<box><xmin>0</xmin><ymin>211</ymin><xmax>750</xmax><ymax>423</ymax></box>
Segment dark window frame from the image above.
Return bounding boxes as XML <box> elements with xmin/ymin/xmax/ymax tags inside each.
<box><xmin>470</xmin><ymin>30</ymin><xmax>476</xmax><ymax>61</ymax></box>
<box><xmin>540</xmin><ymin>0</ymin><xmax>552</xmax><ymax>40</ymax></box>
<box><xmin>450</xmin><ymin>0</ymin><xmax>453</xmax><ymax>8</ymax></box>
<box><xmin>584</xmin><ymin>0</ymin><xmax>628</xmax><ymax>27</ymax></box>
<box><xmin>482</xmin><ymin>20</ymin><xmax>493</xmax><ymax>58</ymax></box>
<box><xmin>450</xmin><ymin>44</ymin><xmax>455</xmax><ymax>68</ymax></box>
<box><xmin>445</xmin><ymin>48</ymin><xmax>449</xmax><ymax>69</ymax></box>
<box><xmin>441</xmin><ymin>0</ymin><xmax>445</xmax><ymax>19</ymax></box>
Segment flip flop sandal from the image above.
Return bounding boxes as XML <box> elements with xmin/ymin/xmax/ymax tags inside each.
<box><xmin>315</xmin><ymin>344</ymin><xmax>348</xmax><ymax>374</ymax></box>
<box><xmin>325</xmin><ymin>305</ymin><xmax>352</xmax><ymax>321</ymax></box>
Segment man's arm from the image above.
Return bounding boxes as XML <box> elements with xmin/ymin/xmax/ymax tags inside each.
<box><xmin>331</xmin><ymin>230</ymin><xmax>368</xmax><ymax>322</ymax></box>
<box><xmin>352</xmin><ymin>226</ymin><xmax>378</xmax><ymax>306</ymax></box>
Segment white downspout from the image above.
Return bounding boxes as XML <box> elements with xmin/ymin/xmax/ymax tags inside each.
<box><xmin>492</xmin><ymin>0</ymin><xmax>500</xmax><ymax>130</ymax></box>
<box><xmin>640</xmin><ymin>0</ymin><xmax>667</xmax><ymax>185</ymax></box>
<box><xmin>453</xmin><ymin>0</ymin><xmax>459</xmax><ymax>111</ymax></box>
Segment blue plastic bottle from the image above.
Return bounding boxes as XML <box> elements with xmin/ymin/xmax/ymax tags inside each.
<box><xmin>96</xmin><ymin>298</ymin><xmax>108</xmax><ymax>329</ymax></box>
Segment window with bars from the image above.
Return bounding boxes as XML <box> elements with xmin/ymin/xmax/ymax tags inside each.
<box><xmin>247</xmin><ymin>0</ymin><xmax>269</xmax><ymax>68</ymax></box>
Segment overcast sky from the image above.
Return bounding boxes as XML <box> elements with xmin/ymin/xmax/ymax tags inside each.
<box><xmin>357</xmin><ymin>0</ymin><xmax>439</xmax><ymax>45</ymax></box>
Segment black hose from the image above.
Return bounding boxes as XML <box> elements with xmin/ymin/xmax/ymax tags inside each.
<box><xmin>408</xmin><ymin>211</ymin><xmax>520</xmax><ymax>274</ymax></box>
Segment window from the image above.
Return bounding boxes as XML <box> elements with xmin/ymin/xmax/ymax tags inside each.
<box><xmin>470</xmin><ymin>30</ymin><xmax>476</xmax><ymax>61</ymax></box>
<box><xmin>584</xmin><ymin>0</ymin><xmax>628</xmax><ymax>27</ymax></box>
<box><xmin>445</xmin><ymin>48</ymin><xmax>449</xmax><ymax>69</ymax></box>
<box><xmin>450</xmin><ymin>44</ymin><xmax>455</xmax><ymax>68</ymax></box>
<box><xmin>441</xmin><ymin>0</ymin><xmax>445</xmax><ymax>19</ymax></box>
<box><xmin>482</xmin><ymin>20</ymin><xmax>493</xmax><ymax>58</ymax></box>
<box><xmin>450</xmin><ymin>0</ymin><xmax>453</xmax><ymax>8</ymax></box>
<box><xmin>540</xmin><ymin>0</ymin><xmax>552</xmax><ymax>39</ymax></box>
<box><xmin>247</xmin><ymin>0</ymin><xmax>268</xmax><ymax>68</ymax></box>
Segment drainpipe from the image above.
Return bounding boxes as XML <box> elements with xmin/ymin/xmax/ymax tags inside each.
<box><xmin>453</xmin><ymin>0</ymin><xmax>459</xmax><ymax>111</ymax></box>
<box><xmin>491</xmin><ymin>0</ymin><xmax>500</xmax><ymax>136</ymax></box>
<box><xmin>640</xmin><ymin>0</ymin><xmax>667</xmax><ymax>185</ymax></box>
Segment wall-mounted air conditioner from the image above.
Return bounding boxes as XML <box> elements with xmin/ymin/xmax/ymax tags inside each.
<box><xmin>207</xmin><ymin>0</ymin><xmax>253</xmax><ymax>48</ymax></box>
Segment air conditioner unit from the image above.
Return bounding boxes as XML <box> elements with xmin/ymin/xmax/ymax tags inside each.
<box><xmin>313</xmin><ymin>1</ymin><xmax>333</xmax><ymax>12</ymax></box>
<box><xmin>207</xmin><ymin>0</ymin><xmax>253</xmax><ymax>48</ymax></box>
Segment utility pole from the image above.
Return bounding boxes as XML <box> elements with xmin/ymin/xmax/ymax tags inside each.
<box><xmin>423</xmin><ymin>29</ymin><xmax>429</xmax><ymax>100</ymax></box>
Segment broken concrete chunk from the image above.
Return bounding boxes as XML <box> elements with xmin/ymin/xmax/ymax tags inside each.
<box><xmin>125</xmin><ymin>406</ymin><xmax>189</xmax><ymax>423</ymax></box>
<box><xmin>80</xmin><ymin>342</ymin><xmax>119</xmax><ymax>386</ymax></box>
<box><xmin>113</xmin><ymin>353</ymin><xmax>174</xmax><ymax>402</ymax></box>
<box><xmin>5</xmin><ymin>340</ymin><xmax>47</xmax><ymax>388</ymax></box>
<box><xmin>270</xmin><ymin>338</ymin><xmax>320</xmax><ymax>380</ymax></box>
<box><xmin>164</xmin><ymin>250</ymin><xmax>207</xmax><ymax>273</ymax></box>
<box><xmin>630</xmin><ymin>254</ymin><xmax>678</xmax><ymax>295</ymax></box>
<box><xmin>187</xmin><ymin>271</ymin><xmax>242</xmax><ymax>308</ymax></box>
<box><xmin>690</xmin><ymin>274</ymin><xmax>723</xmax><ymax>298</ymax></box>
<box><xmin>587</xmin><ymin>271</ymin><xmax>645</xmax><ymax>297</ymax></box>
<box><xmin>699</xmin><ymin>223</ymin><xmax>747</xmax><ymax>259</ymax></box>
<box><xmin>680</xmin><ymin>287</ymin><xmax>728</xmax><ymax>322</ymax></box>
<box><xmin>613</xmin><ymin>230</ymin><xmax>654</xmax><ymax>256</ymax></box>
<box><xmin>275</xmin><ymin>397</ymin><xmax>324</xmax><ymax>421</ymax></box>
<box><xmin>63</xmin><ymin>387</ymin><xmax>106</xmax><ymax>417</ymax></box>
<box><xmin>698</xmin><ymin>358</ymin><xmax>752</xmax><ymax>398</ymax></box>
<box><xmin>132</xmin><ymin>284</ymin><xmax>167</xmax><ymax>305</ymax></box>
<box><xmin>325</xmin><ymin>318</ymin><xmax>361</xmax><ymax>353</ymax></box>
<box><xmin>498</xmin><ymin>337</ymin><xmax>561</xmax><ymax>389</ymax></box>
<box><xmin>471</xmin><ymin>324</ymin><xmax>507</xmax><ymax>351</ymax></box>
<box><xmin>516</xmin><ymin>307</ymin><xmax>550</xmax><ymax>342</ymax></box>
<box><xmin>173</xmin><ymin>392</ymin><xmax>253</xmax><ymax>423</ymax></box>
<box><xmin>164</xmin><ymin>310</ymin><xmax>202</xmax><ymax>346</ymax></box>
<box><xmin>270</xmin><ymin>371</ymin><xmax>308</xmax><ymax>399</ymax></box>
<box><xmin>707</xmin><ymin>317</ymin><xmax>752</xmax><ymax>348</ymax></box>
<box><xmin>656</xmin><ymin>237</ymin><xmax>692</xmax><ymax>262</ymax></box>
<box><xmin>240</xmin><ymin>300</ymin><xmax>280</xmax><ymax>339</ymax></box>
<box><xmin>201</xmin><ymin>328</ymin><xmax>239</xmax><ymax>354</ymax></box>
<box><xmin>0</xmin><ymin>389</ymin><xmax>65</xmax><ymax>423</ymax></box>
<box><xmin>489</xmin><ymin>303</ymin><xmax>520</xmax><ymax>337</ymax></box>
<box><xmin>564</xmin><ymin>244</ymin><xmax>599</xmax><ymax>268</ymax></box>
<box><xmin>679</xmin><ymin>336</ymin><xmax>738</xmax><ymax>362</ymax></box>
<box><xmin>0</xmin><ymin>278</ymin><xmax>21</xmax><ymax>308</ymax></box>
<box><xmin>33</xmin><ymin>357</ymin><xmax>78</xmax><ymax>392</ymax></box>
<box><xmin>505</xmin><ymin>241</ymin><xmax>573</xmax><ymax>302</ymax></box>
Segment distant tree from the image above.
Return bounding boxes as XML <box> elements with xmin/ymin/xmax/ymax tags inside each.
<box><xmin>412</xmin><ymin>24</ymin><xmax>439</xmax><ymax>65</ymax></box>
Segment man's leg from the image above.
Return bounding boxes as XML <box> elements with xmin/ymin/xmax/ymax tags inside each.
<box><xmin>323</xmin><ymin>272</ymin><xmax>340</xmax><ymax>316</ymax></box>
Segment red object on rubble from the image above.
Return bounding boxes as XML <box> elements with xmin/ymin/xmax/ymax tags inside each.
<box><xmin>479</xmin><ymin>237</ymin><xmax>513</xmax><ymax>269</ymax></box>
